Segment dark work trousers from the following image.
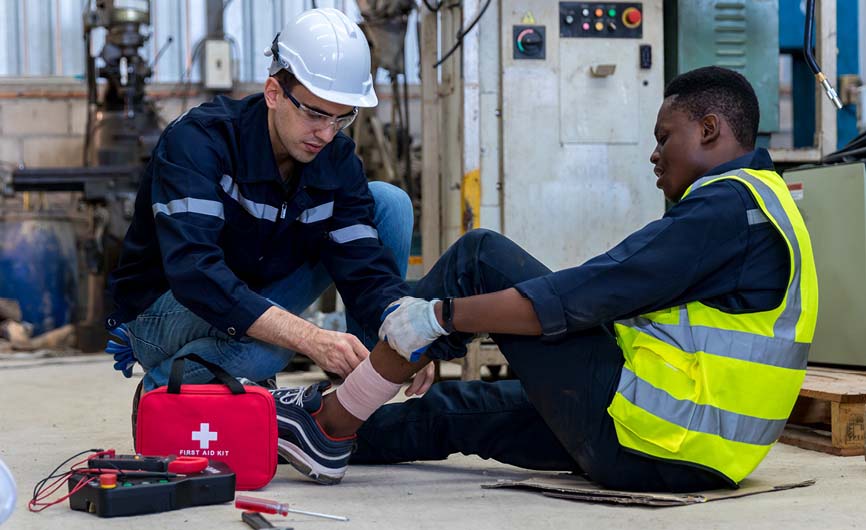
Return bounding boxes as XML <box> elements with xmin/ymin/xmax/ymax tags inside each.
<box><xmin>352</xmin><ymin>229</ymin><xmax>733</xmax><ymax>492</ymax></box>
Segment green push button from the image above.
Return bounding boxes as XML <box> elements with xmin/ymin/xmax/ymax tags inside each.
<box><xmin>608</xmin><ymin>8</ymin><xmax>616</xmax><ymax>16</ymax></box>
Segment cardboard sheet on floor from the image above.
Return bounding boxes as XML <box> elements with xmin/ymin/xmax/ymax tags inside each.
<box><xmin>482</xmin><ymin>474</ymin><xmax>816</xmax><ymax>506</ymax></box>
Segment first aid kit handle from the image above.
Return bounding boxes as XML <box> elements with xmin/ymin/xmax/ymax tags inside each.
<box><xmin>168</xmin><ymin>354</ymin><xmax>246</xmax><ymax>395</ymax></box>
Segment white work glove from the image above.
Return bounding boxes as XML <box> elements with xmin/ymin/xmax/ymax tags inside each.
<box><xmin>379</xmin><ymin>296</ymin><xmax>449</xmax><ymax>362</ymax></box>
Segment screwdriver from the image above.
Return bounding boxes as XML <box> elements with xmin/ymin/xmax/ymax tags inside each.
<box><xmin>235</xmin><ymin>495</ymin><xmax>349</xmax><ymax>522</ymax></box>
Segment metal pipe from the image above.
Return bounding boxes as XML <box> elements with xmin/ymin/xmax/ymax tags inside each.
<box><xmin>175</xmin><ymin>0</ymin><xmax>184</xmax><ymax>81</ymax></box>
<box><xmin>10</xmin><ymin>1</ymin><xmax>22</xmax><ymax>75</ymax></box>
<box><xmin>207</xmin><ymin>0</ymin><xmax>226</xmax><ymax>38</ymax></box>
<box><xmin>152</xmin><ymin>0</ymin><xmax>159</xmax><ymax>79</ymax></box>
<box><xmin>54</xmin><ymin>0</ymin><xmax>62</xmax><ymax>75</ymax></box>
<box><xmin>21</xmin><ymin>0</ymin><xmax>29</xmax><ymax>75</ymax></box>
<box><xmin>185</xmin><ymin>0</ymin><xmax>192</xmax><ymax>75</ymax></box>
<box><xmin>10</xmin><ymin>165</ymin><xmax>141</xmax><ymax>194</ymax></box>
<box><xmin>245</xmin><ymin>0</ymin><xmax>255</xmax><ymax>82</ymax></box>
<box><xmin>83</xmin><ymin>1</ymin><xmax>96</xmax><ymax>166</ymax></box>
<box><xmin>859</xmin><ymin>85</ymin><xmax>866</xmax><ymax>132</ymax></box>
<box><xmin>402</xmin><ymin>58</ymin><xmax>412</xmax><ymax>198</ymax></box>
<box><xmin>805</xmin><ymin>0</ymin><xmax>843</xmax><ymax>109</ymax></box>
<box><xmin>803</xmin><ymin>0</ymin><xmax>820</xmax><ymax>74</ymax></box>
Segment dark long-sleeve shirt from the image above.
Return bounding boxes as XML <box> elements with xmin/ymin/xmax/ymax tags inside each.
<box><xmin>515</xmin><ymin>149</ymin><xmax>789</xmax><ymax>338</ymax></box>
<box><xmin>107</xmin><ymin>94</ymin><xmax>409</xmax><ymax>336</ymax></box>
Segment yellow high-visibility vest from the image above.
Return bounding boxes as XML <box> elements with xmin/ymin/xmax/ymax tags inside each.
<box><xmin>607</xmin><ymin>168</ymin><xmax>818</xmax><ymax>484</ymax></box>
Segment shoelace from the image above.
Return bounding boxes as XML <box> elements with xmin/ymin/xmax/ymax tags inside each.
<box><xmin>271</xmin><ymin>385</ymin><xmax>309</xmax><ymax>407</ymax></box>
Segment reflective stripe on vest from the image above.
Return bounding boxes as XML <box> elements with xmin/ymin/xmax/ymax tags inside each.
<box><xmin>607</xmin><ymin>168</ymin><xmax>818</xmax><ymax>484</ymax></box>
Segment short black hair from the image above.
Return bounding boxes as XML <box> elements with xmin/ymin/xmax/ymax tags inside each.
<box><xmin>664</xmin><ymin>66</ymin><xmax>760</xmax><ymax>149</ymax></box>
<box><xmin>272</xmin><ymin>69</ymin><xmax>300</xmax><ymax>91</ymax></box>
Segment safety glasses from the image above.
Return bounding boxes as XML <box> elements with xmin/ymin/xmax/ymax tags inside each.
<box><xmin>276</xmin><ymin>78</ymin><xmax>358</xmax><ymax>132</ymax></box>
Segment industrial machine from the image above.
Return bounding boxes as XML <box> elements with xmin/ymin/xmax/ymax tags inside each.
<box><xmin>784</xmin><ymin>162</ymin><xmax>866</xmax><ymax>366</ymax></box>
<box><xmin>2</xmin><ymin>0</ymin><xmax>166</xmax><ymax>350</ymax></box>
<box><xmin>421</xmin><ymin>1</ymin><xmax>666</xmax><ymax>272</ymax></box>
<box><xmin>82</xmin><ymin>0</ymin><xmax>163</xmax><ymax>168</ymax></box>
<box><xmin>355</xmin><ymin>0</ymin><xmax>418</xmax><ymax>209</ymax></box>
<box><xmin>420</xmin><ymin>0</ymin><xmax>854</xmax><ymax>273</ymax></box>
<box><xmin>501</xmin><ymin>2</ymin><xmax>665</xmax><ymax>270</ymax></box>
<box><xmin>780</xmin><ymin>0</ymin><xmax>861</xmax><ymax>151</ymax></box>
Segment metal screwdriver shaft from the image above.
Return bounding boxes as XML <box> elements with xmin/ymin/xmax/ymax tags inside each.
<box><xmin>236</xmin><ymin>495</ymin><xmax>349</xmax><ymax>522</ymax></box>
<box><xmin>286</xmin><ymin>507</ymin><xmax>349</xmax><ymax>521</ymax></box>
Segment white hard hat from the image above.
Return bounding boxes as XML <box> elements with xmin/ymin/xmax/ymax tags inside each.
<box><xmin>265</xmin><ymin>8</ymin><xmax>377</xmax><ymax>108</ymax></box>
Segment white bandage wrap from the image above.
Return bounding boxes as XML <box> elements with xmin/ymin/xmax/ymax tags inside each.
<box><xmin>335</xmin><ymin>357</ymin><xmax>402</xmax><ymax>421</ymax></box>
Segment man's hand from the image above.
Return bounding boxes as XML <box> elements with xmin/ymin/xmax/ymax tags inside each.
<box><xmin>404</xmin><ymin>363</ymin><xmax>435</xmax><ymax>397</ymax></box>
<box><xmin>379</xmin><ymin>296</ymin><xmax>448</xmax><ymax>361</ymax></box>
<box><xmin>248</xmin><ymin>306</ymin><xmax>369</xmax><ymax>379</ymax></box>
<box><xmin>302</xmin><ymin>328</ymin><xmax>369</xmax><ymax>378</ymax></box>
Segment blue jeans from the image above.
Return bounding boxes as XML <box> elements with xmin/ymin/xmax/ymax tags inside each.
<box><xmin>127</xmin><ymin>182</ymin><xmax>413</xmax><ymax>391</ymax></box>
<box><xmin>353</xmin><ymin>229</ymin><xmax>732</xmax><ymax>492</ymax></box>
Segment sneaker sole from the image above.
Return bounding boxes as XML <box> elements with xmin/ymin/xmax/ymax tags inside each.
<box><xmin>277</xmin><ymin>439</ymin><xmax>346</xmax><ymax>485</ymax></box>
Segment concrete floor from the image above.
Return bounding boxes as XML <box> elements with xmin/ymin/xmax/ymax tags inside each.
<box><xmin>0</xmin><ymin>354</ymin><xmax>863</xmax><ymax>530</ymax></box>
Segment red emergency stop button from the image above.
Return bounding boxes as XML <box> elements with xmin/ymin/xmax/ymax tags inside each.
<box><xmin>99</xmin><ymin>473</ymin><xmax>117</xmax><ymax>489</ymax></box>
<box><xmin>622</xmin><ymin>7</ymin><xmax>642</xmax><ymax>28</ymax></box>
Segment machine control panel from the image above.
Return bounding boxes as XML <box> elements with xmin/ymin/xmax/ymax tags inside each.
<box><xmin>559</xmin><ymin>2</ymin><xmax>643</xmax><ymax>38</ymax></box>
<box><xmin>513</xmin><ymin>25</ymin><xmax>546</xmax><ymax>60</ymax></box>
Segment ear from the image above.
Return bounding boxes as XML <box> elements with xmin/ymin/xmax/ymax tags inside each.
<box><xmin>263</xmin><ymin>77</ymin><xmax>281</xmax><ymax>110</ymax></box>
<box><xmin>699</xmin><ymin>114</ymin><xmax>721</xmax><ymax>145</ymax></box>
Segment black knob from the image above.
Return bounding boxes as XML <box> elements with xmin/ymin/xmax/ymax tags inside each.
<box><xmin>521</xmin><ymin>31</ymin><xmax>542</xmax><ymax>53</ymax></box>
<box><xmin>514</xmin><ymin>26</ymin><xmax>545</xmax><ymax>59</ymax></box>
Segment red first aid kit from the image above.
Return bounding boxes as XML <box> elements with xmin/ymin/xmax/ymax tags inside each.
<box><xmin>135</xmin><ymin>354</ymin><xmax>278</xmax><ymax>490</ymax></box>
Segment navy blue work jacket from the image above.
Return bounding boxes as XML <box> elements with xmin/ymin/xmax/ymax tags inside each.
<box><xmin>516</xmin><ymin>149</ymin><xmax>790</xmax><ymax>338</ymax></box>
<box><xmin>107</xmin><ymin>94</ymin><xmax>409</xmax><ymax>337</ymax></box>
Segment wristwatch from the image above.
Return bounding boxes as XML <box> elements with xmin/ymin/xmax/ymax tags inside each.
<box><xmin>440</xmin><ymin>297</ymin><xmax>456</xmax><ymax>333</ymax></box>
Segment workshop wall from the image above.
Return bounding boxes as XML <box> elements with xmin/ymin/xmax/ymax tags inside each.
<box><xmin>0</xmin><ymin>82</ymin><xmax>420</xmax><ymax>169</ymax></box>
<box><xmin>0</xmin><ymin>83</ymin><xmax>205</xmax><ymax>168</ymax></box>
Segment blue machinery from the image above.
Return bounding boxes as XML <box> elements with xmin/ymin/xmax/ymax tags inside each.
<box><xmin>666</xmin><ymin>0</ymin><xmax>857</xmax><ymax>151</ymax></box>
<box><xmin>0</xmin><ymin>215</ymin><xmax>79</xmax><ymax>336</ymax></box>
<box><xmin>780</xmin><ymin>0</ymin><xmax>858</xmax><ymax>149</ymax></box>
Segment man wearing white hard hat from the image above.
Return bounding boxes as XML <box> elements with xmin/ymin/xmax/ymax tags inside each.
<box><xmin>105</xmin><ymin>9</ymin><xmax>428</xmax><ymax>434</ymax></box>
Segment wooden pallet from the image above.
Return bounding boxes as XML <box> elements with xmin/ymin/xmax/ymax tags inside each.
<box><xmin>779</xmin><ymin>367</ymin><xmax>866</xmax><ymax>456</ymax></box>
<box><xmin>435</xmin><ymin>338</ymin><xmax>508</xmax><ymax>381</ymax></box>
<box><xmin>458</xmin><ymin>339</ymin><xmax>507</xmax><ymax>381</ymax></box>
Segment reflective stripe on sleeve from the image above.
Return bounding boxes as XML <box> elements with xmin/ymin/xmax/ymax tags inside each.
<box><xmin>152</xmin><ymin>198</ymin><xmax>225</xmax><ymax>219</ymax></box>
<box><xmin>746</xmin><ymin>209</ymin><xmax>769</xmax><ymax>225</ymax></box>
<box><xmin>298</xmin><ymin>201</ymin><xmax>335</xmax><ymax>223</ymax></box>
<box><xmin>329</xmin><ymin>224</ymin><xmax>379</xmax><ymax>243</ymax></box>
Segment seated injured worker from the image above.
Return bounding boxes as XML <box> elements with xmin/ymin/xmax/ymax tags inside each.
<box><xmin>273</xmin><ymin>66</ymin><xmax>818</xmax><ymax>492</ymax></box>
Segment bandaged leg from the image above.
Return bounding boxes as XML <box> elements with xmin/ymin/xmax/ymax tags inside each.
<box><xmin>335</xmin><ymin>357</ymin><xmax>403</xmax><ymax>421</ymax></box>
